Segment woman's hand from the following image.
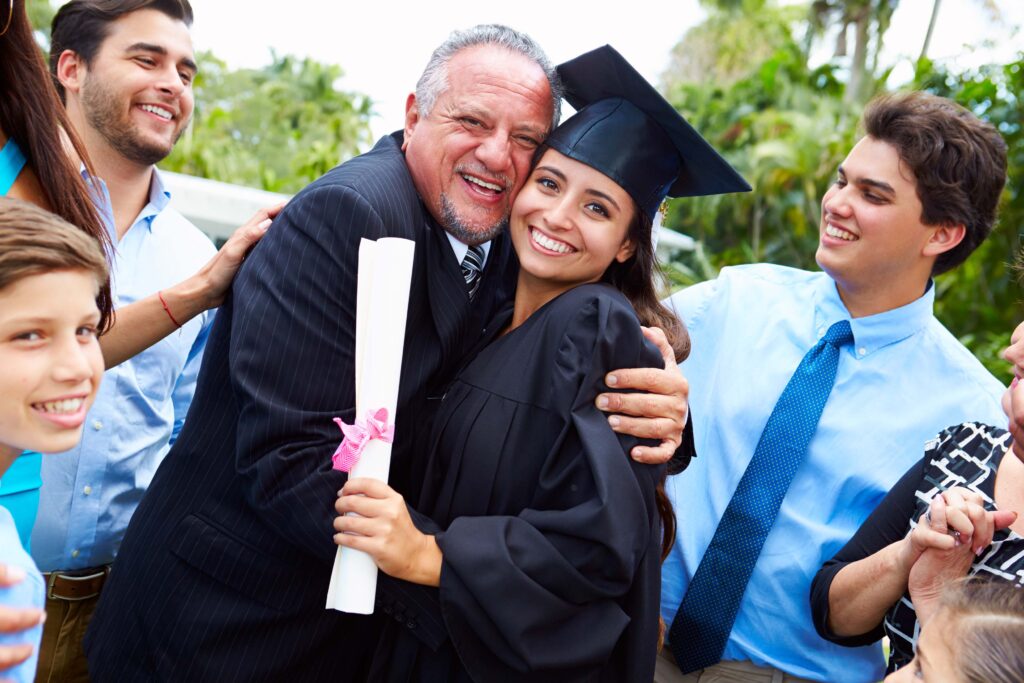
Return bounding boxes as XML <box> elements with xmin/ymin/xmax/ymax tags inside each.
<box><xmin>906</xmin><ymin>488</ymin><xmax>1016</xmax><ymax>623</ymax></box>
<box><xmin>334</xmin><ymin>478</ymin><xmax>442</xmax><ymax>587</ymax></box>
<box><xmin>193</xmin><ymin>203</ymin><xmax>284</xmax><ymax>309</ymax></box>
<box><xmin>595</xmin><ymin>325</ymin><xmax>688</xmax><ymax>465</ymax></box>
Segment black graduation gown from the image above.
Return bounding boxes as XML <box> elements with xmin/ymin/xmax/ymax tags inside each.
<box><xmin>371</xmin><ymin>282</ymin><xmax>666</xmax><ymax>683</ymax></box>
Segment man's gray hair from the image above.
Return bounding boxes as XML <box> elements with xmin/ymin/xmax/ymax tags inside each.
<box><xmin>415</xmin><ymin>24</ymin><xmax>562</xmax><ymax>131</ymax></box>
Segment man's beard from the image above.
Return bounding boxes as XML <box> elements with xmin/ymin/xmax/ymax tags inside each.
<box><xmin>440</xmin><ymin>194</ymin><xmax>509</xmax><ymax>246</ymax></box>
<box><xmin>81</xmin><ymin>76</ymin><xmax>184</xmax><ymax>167</ymax></box>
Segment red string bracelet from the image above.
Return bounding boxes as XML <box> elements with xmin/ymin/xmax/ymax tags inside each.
<box><xmin>157</xmin><ymin>290</ymin><xmax>183</xmax><ymax>328</ymax></box>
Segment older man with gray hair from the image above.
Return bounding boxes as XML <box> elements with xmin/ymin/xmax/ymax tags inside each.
<box><xmin>86</xmin><ymin>25</ymin><xmax>689</xmax><ymax>681</ymax></box>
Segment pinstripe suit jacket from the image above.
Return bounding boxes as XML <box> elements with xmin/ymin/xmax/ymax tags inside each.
<box><xmin>85</xmin><ymin>133</ymin><xmax>517</xmax><ymax>682</ymax></box>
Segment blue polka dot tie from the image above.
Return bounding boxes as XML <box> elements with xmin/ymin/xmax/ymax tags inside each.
<box><xmin>669</xmin><ymin>320</ymin><xmax>853</xmax><ymax>673</ymax></box>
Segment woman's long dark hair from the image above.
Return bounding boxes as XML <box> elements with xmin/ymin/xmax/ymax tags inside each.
<box><xmin>0</xmin><ymin>0</ymin><xmax>113</xmax><ymax>331</ymax></box>
<box><xmin>602</xmin><ymin>205</ymin><xmax>684</xmax><ymax>564</ymax></box>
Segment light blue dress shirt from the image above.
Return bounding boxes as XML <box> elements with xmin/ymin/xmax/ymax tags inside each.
<box><xmin>0</xmin><ymin>506</ymin><xmax>44</xmax><ymax>683</ymax></box>
<box><xmin>662</xmin><ymin>264</ymin><xmax>1005</xmax><ymax>683</ymax></box>
<box><xmin>30</xmin><ymin>170</ymin><xmax>217</xmax><ymax>572</ymax></box>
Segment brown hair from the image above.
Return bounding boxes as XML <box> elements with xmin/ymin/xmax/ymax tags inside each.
<box><xmin>863</xmin><ymin>91</ymin><xmax>1008</xmax><ymax>276</ymax></box>
<box><xmin>602</xmin><ymin>205</ymin><xmax>687</xmax><ymax>564</ymax></box>
<box><xmin>0</xmin><ymin>198</ymin><xmax>109</xmax><ymax>324</ymax></box>
<box><xmin>602</xmin><ymin>206</ymin><xmax>689</xmax><ymax>364</ymax></box>
<box><xmin>49</xmin><ymin>0</ymin><xmax>194</xmax><ymax>101</ymax></box>
<box><xmin>939</xmin><ymin>579</ymin><xmax>1024</xmax><ymax>683</ymax></box>
<box><xmin>0</xmin><ymin>0</ymin><xmax>113</xmax><ymax>330</ymax></box>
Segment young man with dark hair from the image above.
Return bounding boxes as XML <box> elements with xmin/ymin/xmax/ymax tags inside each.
<box><xmin>657</xmin><ymin>92</ymin><xmax>1009</xmax><ymax>683</ymax></box>
<box><xmin>29</xmin><ymin>2</ymin><xmax>216</xmax><ymax>681</ymax></box>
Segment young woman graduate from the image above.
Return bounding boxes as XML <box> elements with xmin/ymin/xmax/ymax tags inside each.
<box><xmin>333</xmin><ymin>46</ymin><xmax>749</xmax><ymax>683</ymax></box>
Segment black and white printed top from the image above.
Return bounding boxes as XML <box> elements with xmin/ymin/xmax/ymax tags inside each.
<box><xmin>810</xmin><ymin>422</ymin><xmax>1024</xmax><ymax>672</ymax></box>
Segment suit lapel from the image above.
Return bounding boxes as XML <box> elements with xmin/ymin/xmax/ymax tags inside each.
<box><xmin>424</xmin><ymin>217</ymin><xmax>474</xmax><ymax>373</ymax></box>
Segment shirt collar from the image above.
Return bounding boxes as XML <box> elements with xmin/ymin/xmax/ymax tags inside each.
<box><xmin>79</xmin><ymin>166</ymin><xmax>171</xmax><ymax>236</ymax></box>
<box><xmin>446</xmin><ymin>231</ymin><xmax>491</xmax><ymax>269</ymax></box>
<box><xmin>136</xmin><ymin>169</ymin><xmax>172</xmax><ymax>233</ymax></box>
<box><xmin>814</xmin><ymin>276</ymin><xmax>935</xmax><ymax>358</ymax></box>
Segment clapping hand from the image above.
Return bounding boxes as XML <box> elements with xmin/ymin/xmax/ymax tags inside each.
<box><xmin>906</xmin><ymin>488</ymin><xmax>1016</xmax><ymax>623</ymax></box>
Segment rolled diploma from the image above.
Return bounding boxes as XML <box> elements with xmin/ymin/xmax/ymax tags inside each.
<box><xmin>326</xmin><ymin>236</ymin><xmax>415</xmax><ymax>613</ymax></box>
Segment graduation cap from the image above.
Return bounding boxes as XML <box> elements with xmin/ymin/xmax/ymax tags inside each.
<box><xmin>549</xmin><ymin>45</ymin><xmax>750</xmax><ymax>219</ymax></box>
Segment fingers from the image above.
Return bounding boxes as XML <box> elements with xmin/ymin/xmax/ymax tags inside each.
<box><xmin>641</xmin><ymin>326</ymin><xmax>674</xmax><ymax>368</ymax></box>
<box><xmin>933</xmin><ymin>487</ymin><xmax>1017</xmax><ymax>557</ymax></box>
<box><xmin>629</xmin><ymin>441</ymin><xmax>678</xmax><ymax>465</ymax></box>
<box><xmin>993</xmin><ymin>509</ymin><xmax>1018</xmax><ymax>531</ymax></box>
<box><xmin>339</xmin><ymin>477</ymin><xmax>396</xmax><ymax>499</ymax></box>
<box><xmin>911</xmin><ymin>510</ymin><xmax>957</xmax><ymax>552</ymax></box>
<box><xmin>607</xmin><ymin>414</ymin><xmax>681</xmax><ymax>445</ymax></box>
<box><xmin>925</xmin><ymin>497</ymin><xmax>960</xmax><ymax>548</ymax></box>
<box><xmin>598</xmin><ymin>391</ymin><xmax>685</xmax><ymax>421</ymax></box>
<box><xmin>0</xmin><ymin>605</ymin><xmax>45</xmax><ymax>634</ymax></box>
<box><xmin>334</xmin><ymin>492</ymin><xmax>392</xmax><ymax>519</ymax></box>
<box><xmin>241</xmin><ymin>202</ymin><xmax>286</xmax><ymax>229</ymax></box>
<box><xmin>604</xmin><ymin>364</ymin><xmax>688</xmax><ymax>398</ymax></box>
<box><xmin>0</xmin><ymin>564</ymin><xmax>25</xmax><ymax>588</ymax></box>
<box><xmin>222</xmin><ymin>217</ymin><xmax>271</xmax><ymax>257</ymax></box>
<box><xmin>0</xmin><ymin>643</ymin><xmax>33</xmax><ymax>672</ymax></box>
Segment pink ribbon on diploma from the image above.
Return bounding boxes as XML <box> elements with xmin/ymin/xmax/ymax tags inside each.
<box><xmin>331</xmin><ymin>408</ymin><xmax>395</xmax><ymax>472</ymax></box>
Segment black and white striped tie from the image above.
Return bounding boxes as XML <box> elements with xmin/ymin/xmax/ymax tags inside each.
<box><xmin>461</xmin><ymin>244</ymin><xmax>485</xmax><ymax>300</ymax></box>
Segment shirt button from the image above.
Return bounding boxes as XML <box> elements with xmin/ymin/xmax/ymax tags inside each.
<box><xmin>92</xmin><ymin>420</ymin><xmax>103</xmax><ymax>431</ymax></box>
<box><xmin>857</xmin><ymin>347</ymin><xmax>867</xmax><ymax>357</ymax></box>
<box><xmin>83</xmin><ymin>485</ymin><xmax>92</xmax><ymax>496</ymax></box>
<box><xmin>71</xmin><ymin>549</ymin><xmax>80</xmax><ymax>558</ymax></box>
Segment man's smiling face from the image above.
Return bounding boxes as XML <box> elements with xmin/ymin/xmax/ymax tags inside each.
<box><xmin>403</xmin><ymin>44</ymin><xmax>553</xmax><ymax>245</ymax></box>
<box><xmin>76</xmin><ymin>8</ymin><xmax>196</xmax><ymax>167</ymax></box>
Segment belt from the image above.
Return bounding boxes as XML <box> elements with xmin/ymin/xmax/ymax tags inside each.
<box><xmin>43</xmin><ymin>566</ymin><xmax>111</xmax><ymax>601</ymax></box>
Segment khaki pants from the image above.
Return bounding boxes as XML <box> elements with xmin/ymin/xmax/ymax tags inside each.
<box><xmin>655</xmin><ymin>648</ymin><xmax>818</xmax><ymax>683</ymax></box>
<box><xmin>35</xmin><ymin>592</ymin><xmax>99</xmax><ymax>683</ymax></box>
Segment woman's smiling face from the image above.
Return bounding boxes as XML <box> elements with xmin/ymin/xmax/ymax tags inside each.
<box><xmin>510</xmin><ymin>148</ymin><xmax>635</xmax><ymax>299</ymax></box>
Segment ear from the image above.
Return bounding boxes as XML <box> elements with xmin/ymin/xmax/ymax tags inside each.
<box><xmin>614</xmin><ymin>238</ymin><xmax>636</xmax><ymax>264</ymax></box>
<box><xmin>922</xmin><ymin>223</ymin><xmax>965</xmax><ymax>258</ymax></box>
<box><xmin>402</xmin><ymin>93</ymin><xmax>419</xmax><ymax>152</ymax></box>
<box><xmin>55</xmin><ymin>50</ymin><xmax>86</xmax><ymax>96</ymax></box>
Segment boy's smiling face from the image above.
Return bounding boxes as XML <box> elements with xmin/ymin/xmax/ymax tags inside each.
<box><xmin>0</xmin><ymin>269</ymin><xmax>104</xmax><ymax>458</ymax></box>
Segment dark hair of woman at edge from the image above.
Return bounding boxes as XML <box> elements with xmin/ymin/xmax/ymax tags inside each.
<box><xmin>0</xmin><ymin>0</ymin><xmax>114</xmax><ymax>330</ymax></box>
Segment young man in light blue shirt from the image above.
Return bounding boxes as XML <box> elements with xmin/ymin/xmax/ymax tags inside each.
<box><xmin>29</xmin><ymin>2</ymin><xmax>215</xmax><ymax>681</ymax></box>
<box><xmin>658</xmin><ymin>92</ymin><xmax>1009</xmax><ymax>682</ymax></box>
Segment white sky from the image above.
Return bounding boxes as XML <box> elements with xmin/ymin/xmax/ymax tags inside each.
<box><xmin>186</xmin><ymin>0</ymin><xmax>1022</xmax><ymax>143</ymax></box>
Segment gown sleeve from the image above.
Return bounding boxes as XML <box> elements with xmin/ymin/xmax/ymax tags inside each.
<box><xmin>434</xmin><ymin>292</ymin><xmax>666</xmax><ymax>682</ymax></box>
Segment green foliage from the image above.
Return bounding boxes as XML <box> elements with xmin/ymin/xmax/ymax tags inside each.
<box><xmin>161</xmin><ymin>52</ymin><xmax>374</xmax><ymax>194</ymax></box>
<box><xmin>915</xmin><ymin>55</ymin><xmax>1024</xmax><ymax>377</ymax></box>
<box><xmin>660</xmin><ymin>0</ymin><xmax>1022</xmax><ymax>376</ymax></box>
<box><xmin>26</xmin><ymin>0</ymin><xmax>56</xmax><ymax>42</ymax></box>
<box><xmin>663</xmin><ymin>30</ymin><xmax>856</xmax><ymax>270</ymax></box>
